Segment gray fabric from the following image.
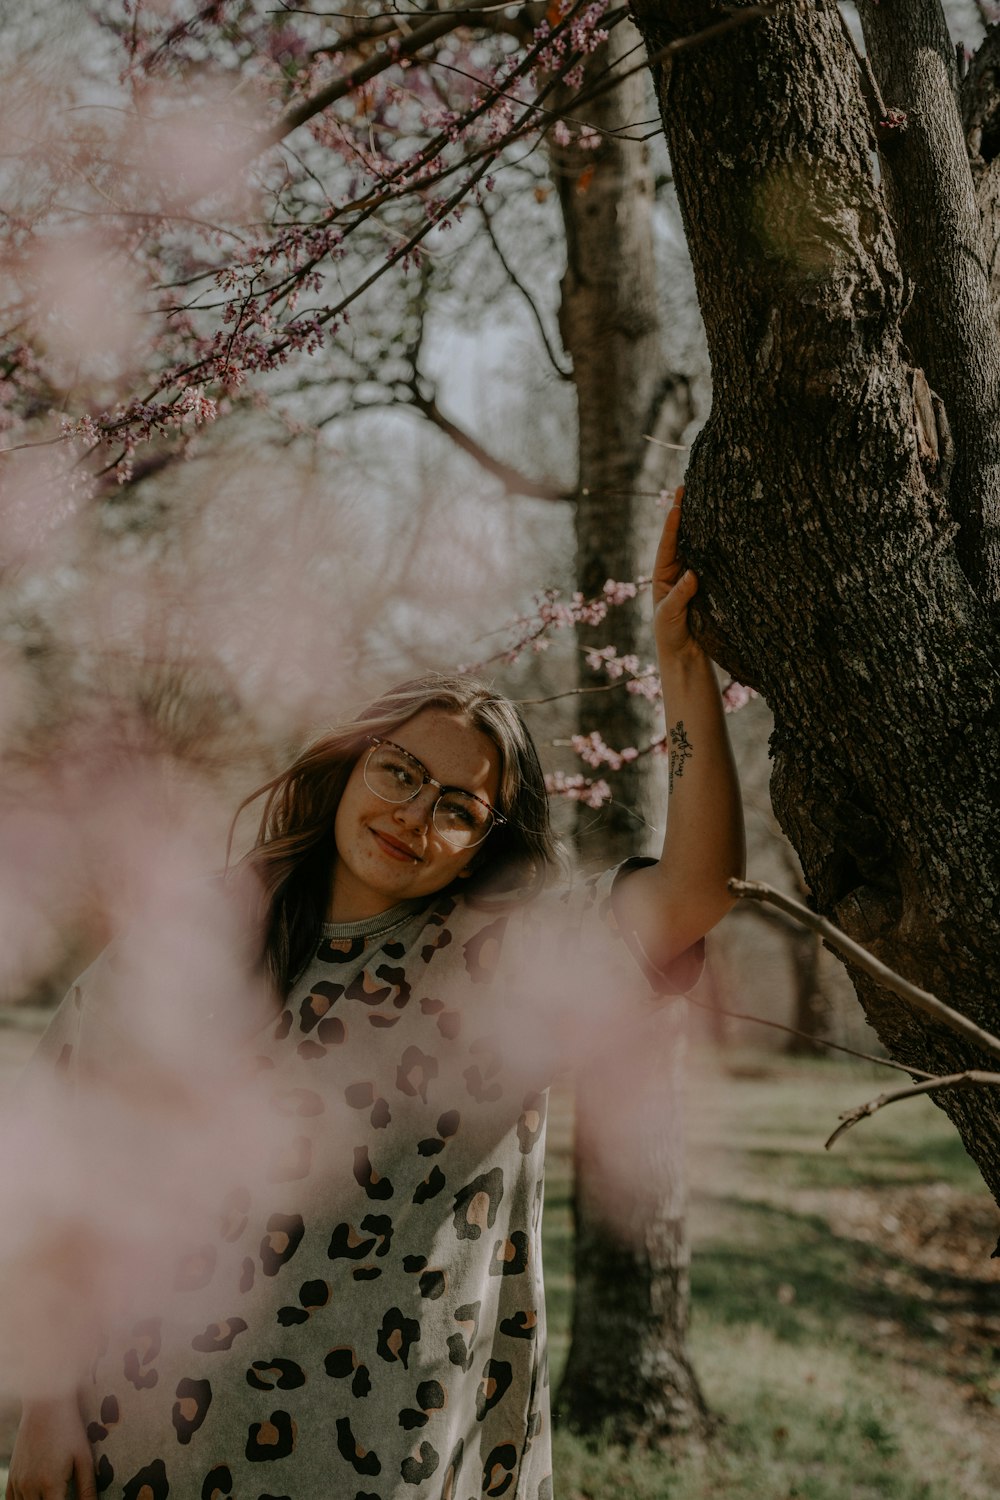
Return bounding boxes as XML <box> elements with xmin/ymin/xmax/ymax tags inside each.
<box><xmin>29</xmin><ymin>867</ymin><xmax>668</xmax><ymax>1499</ymax></box>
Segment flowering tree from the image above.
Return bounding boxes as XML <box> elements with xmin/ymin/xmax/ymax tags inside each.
<box><xmin>8</xmin><ymin>0</ymin><xmax>1000</xmax><ymax>1455</ymax></box>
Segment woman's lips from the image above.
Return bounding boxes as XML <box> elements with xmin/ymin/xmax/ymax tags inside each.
<box><xmin>370</xmin><ymin>828</ymin><xmax>422</xmax><ymax>862</ymax></box>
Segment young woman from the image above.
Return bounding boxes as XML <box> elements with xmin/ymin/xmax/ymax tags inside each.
<box><xmin>7</xmin><ymin>494</ymin><xmax>744</xmax><ymax>1500</ymax></box>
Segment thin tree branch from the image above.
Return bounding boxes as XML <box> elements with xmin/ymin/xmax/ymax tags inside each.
<box><xmin>259</xmin><ymin>0</ymin><xmax>549</xmax><ymax>152</ymax></box>
<box><xmin>730</xmin><ymin>879</ymin><xmax>1000</xmax><ymax>1068</ymax></box>
<box><xmin>683</xmin><ymin>989</ymin><xmax>936</xmax><ymax>1079</ymax></box>
<box><xmin>478</xmin><ymin>202</ymin><xmax>573</xmax><ymax>380</ymax></box>
<box><xmin>408</xmin><ymin>386</ymin><xmax>572</xmax><ymax>499</ymax></box>
<box><xmin>826</xmin><ymin>1069</ymin><xmax>1000</xmax><ymax>1149</ymax></box>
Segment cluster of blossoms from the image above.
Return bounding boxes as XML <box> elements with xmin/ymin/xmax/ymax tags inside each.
<box><xmin>532</xmin><ymin>0</ymin><xmax>610</xmax><ymax>91</ymax></box>
<box><xmin>543</xmin><ymin>770</ymin><xmax>612</xmax><ymax>808</ymax></box>
<box><xmin>583</xmin><ymin>645</ymin><xmax>661</xmax><ymax>698</ymax></box>
<box><xmin>549</xmin><ymin>121</ymin><xmax>602</xmax><ymax>151</ymax></box>
<box><xmin>722</xmin><ymin>681</ymin><xmax>758</xmax><ymax>713</ymax></box>
<box><xmin>492</xmin><ymin>577</ymin><xmax>648</xmax><ymax>668</ymax></box>
<box><xmin>60</xmin><ymin>386</ymin><xmax>217</xmax><ymax>451</ymax></box>
<box><xmin>569</xmin><ymin>732</ymin><xmax>638</xmax><ymax>772</ymax></box>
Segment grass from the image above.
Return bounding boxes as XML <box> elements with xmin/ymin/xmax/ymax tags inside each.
<box><xmin>545</xmin><ymin>1051</ymin><xmax>1000</xmax><ymax>1499</ymax></box>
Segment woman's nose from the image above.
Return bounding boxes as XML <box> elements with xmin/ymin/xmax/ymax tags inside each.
<box><xmin>393</xmin><ymin>787</ymin><xmax>436</xmax><ymax>829</ymax></box>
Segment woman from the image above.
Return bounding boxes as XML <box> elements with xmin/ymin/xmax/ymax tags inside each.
<box><xmin>8</xmin><ymin>494</ymin><xmax>744</xmax><ymax>1499</ymax></box>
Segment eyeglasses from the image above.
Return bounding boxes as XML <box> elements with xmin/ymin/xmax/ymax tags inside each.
<box><xmin>363</xmin><ymin>737</ymin><xmax>506</xmax><ymax>849</ymax></box>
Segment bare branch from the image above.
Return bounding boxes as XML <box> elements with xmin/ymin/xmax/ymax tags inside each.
<box><xmin>408</xmin><ymin>386</ymin><xmax>572</xmax><ymax>500</ymax></box>
<box><xmin>730</xmin><ymin>879</ymin><xmax>1000</xmax><ymax>1068</ymax></box>
<box><xmin>682</xmin><ymin>991</ymin><xmax>935</xmax><ymax>1077</ymax></box>
<box><xmin>826</xmin><ymin>1069</ymin><xmax>1000</xmax><ymax>1149</ymax></box>
<box><xmin>477</xmin><ymin>202</ymin><xmax>573</xmax><ymax>380</ymax></box>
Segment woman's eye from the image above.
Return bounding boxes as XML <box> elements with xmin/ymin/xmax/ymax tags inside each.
<box><xmin>439</xmin><ymin>798</ymin><xmax>480</xmax><ymax>829</ymax></box>
<box><xmin>379</xmin><ymin>755</ymin><xmax>417</xmax><ymax>786</ymax></box>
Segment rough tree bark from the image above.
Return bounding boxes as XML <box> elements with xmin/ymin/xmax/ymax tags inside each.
<box><xmin>549</xmin><ymin>22</ymin><xmax>712</xmax><ymax>1442</ymax></box>
<box><xmin>627</xmin><ymin>0</ymin><xmax>1000</xmax><ymax>1199</ymax></box>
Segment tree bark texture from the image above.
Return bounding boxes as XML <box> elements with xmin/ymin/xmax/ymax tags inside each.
<box><xmin>855</xmin><ymin>0</ymin><xmax>1000</xmax><ymax>602</ymax></box>
<box><xmin>549</xmin><ymin>22</ymin><xmax>711</xmax><ymax>1442</ymax></box>
<box><xmin>628</xmin><ymin>0</ymin><xmax>1000</xmax><ymax>1200</ymax></box>
<box><xmin>961</xmin><ymin>26</ymin><xmax>1000</xmax><ymax>323</ymax></box>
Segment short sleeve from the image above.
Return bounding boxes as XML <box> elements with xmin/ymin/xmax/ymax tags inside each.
<box><xmin>525</xmin><ymin>857</ymin><xmax>704</xmax><ymax>1001</ymax></box>
<box><xmin>490</xmin><ymin>857</ymin><xmax>703</xmax><ymax>1082</ymax></box>
<box><xmin>602</xmin><ymin>856</ymin><xmax>706</xmax><ymax>996</ymax></box>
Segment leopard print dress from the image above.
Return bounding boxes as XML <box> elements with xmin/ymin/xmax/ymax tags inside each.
<box><xmin>29</xmin><ymin>864</ymin><xmax>668</xmax><ymax>1500</ymax></box>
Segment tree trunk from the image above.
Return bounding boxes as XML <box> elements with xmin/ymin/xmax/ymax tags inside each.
<box><xmin>627</xmin><ymin>0</ymin><xmax>1000</xmax><ymax>1201</ymax></box>
<box><xmin>549</xmin><ymin>21</ymin><xmax>711</xmax><ymax>1442</ymax></box>
<box><xmin>855</xmin><ymin>0</ymin><xmax>1000</xmax><ymax>599</ymax></box>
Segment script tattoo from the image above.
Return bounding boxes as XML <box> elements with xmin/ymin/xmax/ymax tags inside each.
<box><xmin>668</xmin><ymin>721</ymin><xmax>692</xmax><ymax>794</ymax></box>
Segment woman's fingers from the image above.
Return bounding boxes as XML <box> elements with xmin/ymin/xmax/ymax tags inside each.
<box><xmin>652</xmin><ymin>487</ymin><xmax>685</xmax><ymax>603</ymax></box>
<box><xmin>74</xmin><ymin>1451</ymin><xmax>98</xmax><ymax>1500</ymax></box>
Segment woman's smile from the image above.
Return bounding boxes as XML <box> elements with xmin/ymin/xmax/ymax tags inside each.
<box><xmin>369</xmin><ymin>826</ymin><xmax>423</xmax><ymax>862</ymax></box>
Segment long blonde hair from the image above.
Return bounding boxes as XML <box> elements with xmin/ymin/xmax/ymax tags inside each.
<box><xmin>230</xmin><ymin>675</ymin><xmax>558</xmax><ymax>995</ymax></box>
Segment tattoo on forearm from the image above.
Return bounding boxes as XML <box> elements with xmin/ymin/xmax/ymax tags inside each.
<box><xmin>668</xmin><ymin>721</ymin><xmax>692</xmax><ymax>793</ymax></box>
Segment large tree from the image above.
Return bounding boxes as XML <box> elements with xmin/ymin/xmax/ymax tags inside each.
<box><xmin>626</xmin><ymin>0</ymin><xmax>1000</xmax><ymax>1195</ymax></box>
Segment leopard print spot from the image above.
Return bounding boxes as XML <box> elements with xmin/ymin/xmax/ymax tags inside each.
<box><xmin>353</xmin><ymin>1146</ymin><xmax>393</xmax><ymax>1200</ymax></box>
<box><xmin>247</xmin><ymin>1358</ymin><xmax>306</xmax><ymax>1391</ymax></box>
<box><xmin>175</xmin><ymin>1245</ymin><xmax>217</xmax><ymax>1292</ymax></box>
<box><xmin>418</xmin><ymin>1269</ymin><xmax>446</xmax><ymax>1300</ymax></box>
<box><xmin>412</xmin><ymin>1166</ymin><xmax>446</xmax><ymax>1205</ymax></box>
<box><xmin>475</xmin><ymin>1360</ymin><xmax>512</xmax><ymax>1421</ymax></box>
<box><xmin>452</xmin><ymin>1169</ymin><xmax>503</xmax><ymax>1240</ymax></box>
<box><xmin>376</xmin><ymin>1307</ymin><xmax>420</xmax><ymax>1369</ymax></box>
<box><xmin>260</xmin><ymin>1213</ymin><xmax>305</xmax><ymax>1276</ymax></box>
<box><xmin>122</xmin><ymin>1459</ymin><xmax>169</xmax><ymax>1500</ymax></box>
<box><xmin>482</xmin><ymin>1443</ymin><xmax>517</xmax><ymax>1497</ymax></box>
<box><xmin>245</xmin><ymin>1409</ymin><xmax>297</xmax><ymax>1461</ymax></box>
<box><xmin>395</xmin><ymin>1045</ymin><xmax>438</xmax><ymax>1102</ymax></box>
<box><xmin>335</xmin><ymin>1416</ymin><xmax>381</xmax><ymax>1476</ymax></box>
<box><xmin>489</xmin><ymin>1231</ymin><xmax>529</xmax><ymax>1276</ymax></box>
<box><xmin>172</xmin><ymin>1376</ymin><xmax>213</xmax><ymax>1444</ymax></box>
<box><xmin>499</xmin><ymin>1310</ymin><xmax>536</xmax><ymax>1339</ymax></box>
<box><xmin>192</xmin><ymin>1317</ymin><xmax>249</xmax><ymax>1353</ymax></box>
<box><xmin>318</xmin><ymin>1015</ymin><xmax>347</xmax><ymax>1044</ymax></box>
<box><xmin>400</xmin><ymin>1439</ymin><xmax>439</xmax><ymax>1484</ymax></box>
<box><xmin>201</xmin><ymin>1465</ymin><xmax>233</xmax><ymax>1499</ymax></box>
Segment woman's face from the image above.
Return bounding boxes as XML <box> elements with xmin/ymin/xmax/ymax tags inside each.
<box><xmin>328</xmin><ymin>708</ymin><xmax>502</xmax><ymax>921</ymax></box>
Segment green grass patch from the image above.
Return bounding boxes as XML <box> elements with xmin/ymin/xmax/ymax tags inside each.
<box><xmin>544</xmin><ymin>1051</ymin><xmax>1000</xmax><ymax>1499</ymax></box>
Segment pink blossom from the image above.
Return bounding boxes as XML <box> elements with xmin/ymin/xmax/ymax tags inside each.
<box><xmin>544</xmin><ymin>771</ymin><xmax>612</xmax><ymax>808</ymax></box>
<box><xmin>722</xmin><ymin>681</ymin><xmax>758</xmax><ymax>713</ymax></box>
<box><xmin>602</xmin><ymin>579</ymin><xmax>639</xmax><ymax>605</ymax></box>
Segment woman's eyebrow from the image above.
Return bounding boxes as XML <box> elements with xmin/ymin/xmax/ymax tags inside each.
<box><xmin>390</xmin><ymin>741</ymin><xmax>489</xmax><ymax>804</ymax></box>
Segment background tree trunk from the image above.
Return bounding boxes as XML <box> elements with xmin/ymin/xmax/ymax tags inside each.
<box><xmin>549</xmin><ymin>22</ymin><xmax>711</xmax><ymax>1442</ymax></box>
<box><xmin>627</xmin><ymin>0</ymin><xmax>1000</xmax><ymax>1200</ymax></box>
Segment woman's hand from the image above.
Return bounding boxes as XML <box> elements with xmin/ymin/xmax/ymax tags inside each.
<box><xmin>6</xmin><ymin>1396</ymin><xmax>96</xmax><ymax>1500</ymax></box>
<box><xmin>652</xmin><ymin>486</ymin><xmax>701</xmax><ymax>664</ymax></box>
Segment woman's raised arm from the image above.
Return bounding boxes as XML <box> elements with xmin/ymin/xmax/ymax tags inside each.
<box><xmin>613</xmin><ymin>488</ymin><xmax>746</xmax><ymax>974</ymax></box>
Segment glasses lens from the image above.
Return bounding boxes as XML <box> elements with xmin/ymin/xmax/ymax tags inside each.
<box><xmin>433</xmin><ymin>794</ymin><xmax>493</xmax><ymax>848</ymax></box>
<box><xmin>365</xmin><ymin>744</ymin><xmax>423</xmax><ymax>802</ymax></box>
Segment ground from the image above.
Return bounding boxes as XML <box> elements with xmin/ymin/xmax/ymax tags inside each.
<box><xmin>2</xmin><ymin>1020</ymin><xmax>1000</xmax><ymax>1497</ymax></box>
